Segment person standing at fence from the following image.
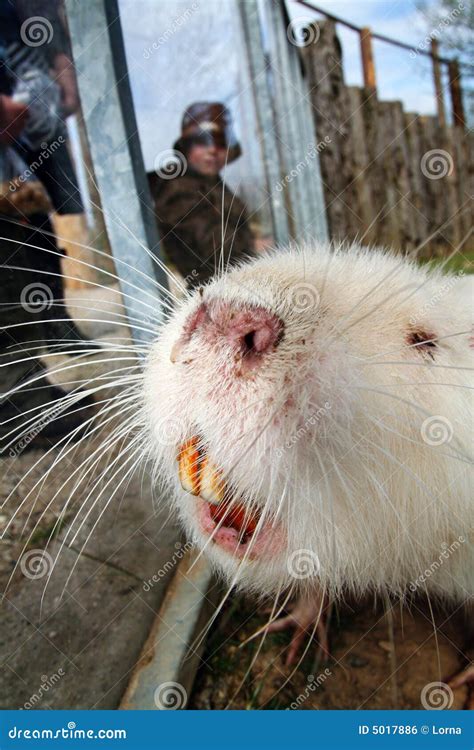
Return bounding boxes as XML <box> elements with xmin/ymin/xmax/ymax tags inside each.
<box><xmin>148</xmin><ymin>102</ymin><xmax>255</xmax><ymax>289</ymax></box>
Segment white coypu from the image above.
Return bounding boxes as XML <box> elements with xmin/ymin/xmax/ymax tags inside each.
<box><xmin>144</xmin><ymin>241</ymin><xmax>473</xmax><ymax>692</ymax></box>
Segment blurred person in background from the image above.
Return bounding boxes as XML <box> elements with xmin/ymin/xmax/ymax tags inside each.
<box><xmin>148</xmin><ymin>102</ymin><xmax>260</xmax><ymax>289</ymax></box>
<box><xmin>0</xmin><ymin>0</ymin><xmax>96</xmax><ymax>449</ymax></box>
<box><xmin>0</xmin><ymin>0</ymin><xmax>99</xmax><ymax>349</ymax></box>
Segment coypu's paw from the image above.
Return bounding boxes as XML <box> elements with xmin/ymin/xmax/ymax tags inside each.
<box><xmin>448</xmin><ymin>663</ymin><xmax>474</xmax><ymax>710</ymax></box>
<box><xmin>263</xmin><ymin>592</ymin><xmax>330</xmax><ymax>667</ymax></box>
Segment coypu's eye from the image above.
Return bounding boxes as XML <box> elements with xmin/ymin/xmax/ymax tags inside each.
<box><xmin>407</xmin><ymin>329</ymin><xmax>438</xmax><ymax>359</ymax></box>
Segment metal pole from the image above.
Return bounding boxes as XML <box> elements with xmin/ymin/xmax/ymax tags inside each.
<box><xmin>64</xmin><ymin>5</ymin><xmax>216</xmax><ymax>712</ymax></box>
<box><xmin>237</xmin><ymin>0</ymin><xmax>290</xmax><ymax>247</ymax></box>
<box><xmin>263</xmin><ymin>0</ymin><xmax>328</xmax><ymax>243</ymax></box>
<box><xmin>64</xmin><ymin>0</ymin><xmax>168</xmax><ymax>347</ymax></box>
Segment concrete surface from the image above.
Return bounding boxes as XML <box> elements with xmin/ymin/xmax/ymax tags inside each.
<box><xmin>0</xmin><ymin>468</ymin><xmax>181</xmax><ymax>709</ymax></box>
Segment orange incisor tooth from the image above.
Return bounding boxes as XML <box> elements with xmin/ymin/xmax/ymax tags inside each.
<box><xmin>177</xmin><ymin>437</ymin><xmax>202</xmax><ymax>496</ymax></box>
<box><xmin>199</xmin><ymin>457</ymin><xmax>226</xmax><ymax>506</ymax></box>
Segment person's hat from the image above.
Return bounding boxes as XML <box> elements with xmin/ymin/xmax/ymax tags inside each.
<box><xmin>173</xmin><ymin>102</ymin><xmax>241</xmax><ymax>163</ymax></box>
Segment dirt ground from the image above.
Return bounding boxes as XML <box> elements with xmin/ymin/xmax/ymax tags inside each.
<box><xmin>190</xmin><ymin>594</ymin><xmax>469</xmax><ymax>710</ymax></box>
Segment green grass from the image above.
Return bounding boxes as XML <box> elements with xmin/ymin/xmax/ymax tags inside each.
<box><xmin>29</xmin><ymin>517</ymin><xmax>65</xmax><ymax>546</ymax></box>
<box><xmin>421</xmin><ymin>248</ymin><xmax>474</xmax><ymax>275</ymax></box>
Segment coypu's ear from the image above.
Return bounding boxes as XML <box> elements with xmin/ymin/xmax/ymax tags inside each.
<box><xmin>407</xmin><ymin>328</ymin><xmax>438</xmax><ymax>359</ymax></box>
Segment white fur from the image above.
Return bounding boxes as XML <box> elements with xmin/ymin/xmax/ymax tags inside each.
<box><xmin>143</xmin><ymin>243</ymin><xmax>473</xmax><ymax>604</ymax></box>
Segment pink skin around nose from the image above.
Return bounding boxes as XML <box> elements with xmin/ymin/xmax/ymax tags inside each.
<box><xmin>171</xmin><ymin>300</ymin><xmax>284</xmax><ymax>369</ymax></box>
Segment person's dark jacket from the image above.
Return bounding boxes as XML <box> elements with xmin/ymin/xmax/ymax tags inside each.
<box><xmin>148</xmin><ymin>167</ymin><xmax>253</xmax><ymax>287</ymax></box>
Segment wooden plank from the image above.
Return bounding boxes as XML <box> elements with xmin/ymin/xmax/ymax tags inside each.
<box><xmin>343</xmin><ymin>86</ymin><xmax>374</xmax><ymax>245</ymax></box>
<box><xmin>392</xmin><ymin>101</ymin><xmax>417</xmax><ymax>252</ymax></box>
<box><xmin>404</xmin><ymin>112</ymin><xmax>429</xmax><ymax>251</ymax></box>
<box><xmin>359</xmin><ymin>91</ymin><xmax>387</xmax><ymax>248</ymax></box>
<box><xmin>451</xmin><ymin>126</ymin><xmax>472</xmax><ymax>245</ymax></box>
<box><xmin>418</xmin><ymin>115</ymin><xmax>457</xmax><ymax>258</ymax></box>
<box><xmin>448</xmin><ymin>59</ymin><xmax>466</xmax><ymax>130</ymax></box>
<box><xmin>374</xmin><ymin>101</ymin><xmax>403</xmax><ymax>250</ymax></box>
<box><xmin>302</xmin><ymin>20</ymin><xmax>351</xmax><ymax>242</ymax></box>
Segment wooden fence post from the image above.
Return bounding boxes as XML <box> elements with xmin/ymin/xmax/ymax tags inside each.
<box><xmin>430</xmin><ymin>39</ymin><xmax>446</xmax><ymax>130</ymax></box>
<box><xmin>448</xmin><ymin>59</ymin><xmax>465</xmax><ymax>129</ymax></box>
<box><xmin>360</xmin><ymin>27</ymin><xmax>376</xmax><ymax>92</ymax></box>
<box><xmin>302</xmin><ymin>20</ymin><xmax>353</xmax><ymax>241</ymax></box>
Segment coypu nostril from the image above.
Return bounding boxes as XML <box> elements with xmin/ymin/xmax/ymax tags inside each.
<box><xmin>224</xmin><ymin>306</ymin><xmax>283</xmax><ymax>357</ymax></box>
<box><xmin>243</xmin><ymin>331</ymin><xmax>256</xmax><ymax>353</ymax></box>
<box><xmin>242</xmin><ymin>325</ymin><xmax>278</xmax><ymax>355</ymax></box>
<box><xmin>172</xmin><ymin>301</ymin><xmax>283</xmax><ymax>365</ymax></box>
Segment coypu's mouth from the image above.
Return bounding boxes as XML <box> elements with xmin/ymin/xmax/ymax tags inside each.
<box><xmin>177</xmin><ymin>437</ymin><xmax>283</xmax><ymax>559</ymax></box>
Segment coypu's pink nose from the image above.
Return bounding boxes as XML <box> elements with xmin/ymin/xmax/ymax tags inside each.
<box><xmin>172</xmin><ymin>301</ymin><xmax>283</xmax><ymax>366</ymax></box>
